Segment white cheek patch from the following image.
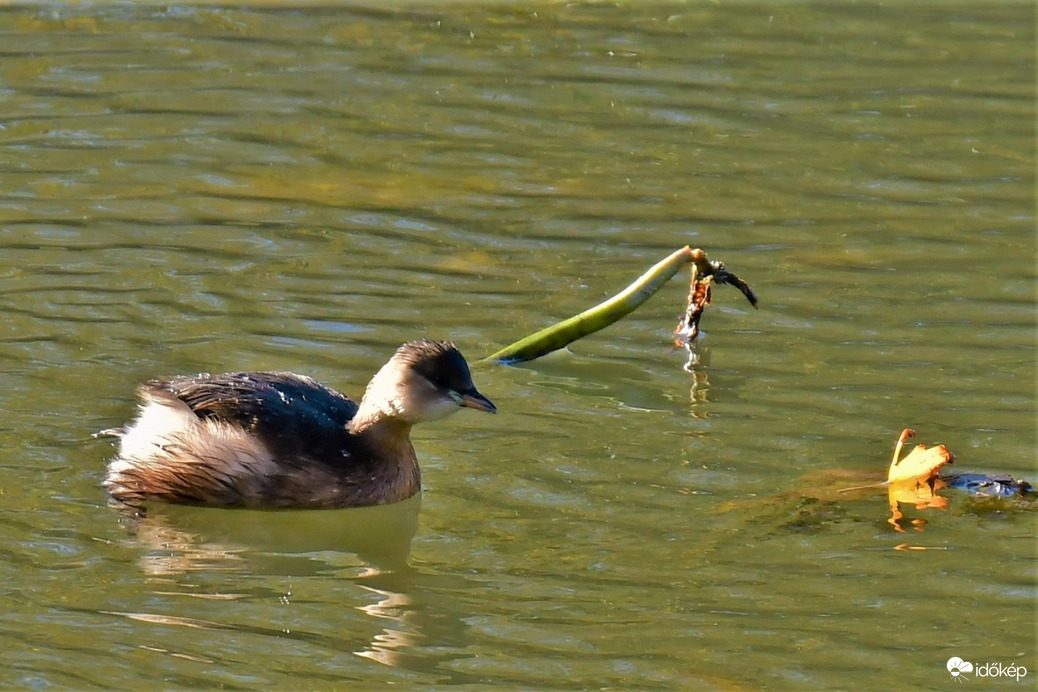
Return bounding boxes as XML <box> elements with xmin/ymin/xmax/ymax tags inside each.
<box><xmin>423</xmin><ymin>395</ymin><xmax>463</xmax><ymax>421</ymax></box>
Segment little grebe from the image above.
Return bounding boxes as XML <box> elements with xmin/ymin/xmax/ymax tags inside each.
<box><xmin>102</xmin><ymin>340</ymin><xmax>495</xmax><ymax>509</ymax></box>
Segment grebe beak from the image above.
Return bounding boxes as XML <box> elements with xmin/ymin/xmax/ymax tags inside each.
<box><xmin>460</xmin><ymin>388</ymin><xmax>497</xmax><ymax>414</ymax></box>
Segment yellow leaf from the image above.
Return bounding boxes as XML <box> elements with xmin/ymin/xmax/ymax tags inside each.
<box><xmin>887</xmin><ymin>428</ymin><xmax>954</xmax><ymax>484</ymax></box>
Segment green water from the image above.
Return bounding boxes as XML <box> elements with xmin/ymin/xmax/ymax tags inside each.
<box><xmin>1</xmin><ymin>2</ymin><xmax>1034</xmax><ymax>689</ymax></box>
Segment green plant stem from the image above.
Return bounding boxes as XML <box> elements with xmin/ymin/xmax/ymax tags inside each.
<box><xmin>480</xmin><ymin>246</ymin><xmax>706</xmax><ymax>365</ymax></box>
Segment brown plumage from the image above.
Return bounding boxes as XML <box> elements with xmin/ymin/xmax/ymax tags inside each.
<box><xmin>101</xmin><ymin>340</ymin><xmax>495</xmax><ymax>509</ymax></box>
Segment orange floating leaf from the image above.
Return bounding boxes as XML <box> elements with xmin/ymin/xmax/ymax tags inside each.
<box><xmin>882</xmin><ymin>428</ymin><xmax>956</xmax><ymax>531</ymax></box>
<box><xmin>887</xmin><ymin>428</ymin><xmax>954</xmax><ymax>484</ymax></box>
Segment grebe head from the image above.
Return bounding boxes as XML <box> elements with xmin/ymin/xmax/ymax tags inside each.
<box><xmin>358</xmin><ymin>340</ymin><xmax>496</xmax><ymax>425</ymax></box>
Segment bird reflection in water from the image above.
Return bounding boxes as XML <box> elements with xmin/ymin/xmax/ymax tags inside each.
<box><xmin>109</xmin><ymin>495</ymin><xmax>428</xmax><ymax>668</ymax></box>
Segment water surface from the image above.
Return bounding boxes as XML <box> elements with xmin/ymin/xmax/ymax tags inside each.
<box><xmin>0</xmin><ymin>2</ymin><xmax>1034</xmax><ymax>689</ymax></box>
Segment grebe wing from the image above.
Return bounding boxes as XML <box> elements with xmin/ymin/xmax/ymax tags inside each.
<box><xmin>146</xmin><ymin>371</ymin><xmax>359</xmax><ymax>459</ymax></box>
